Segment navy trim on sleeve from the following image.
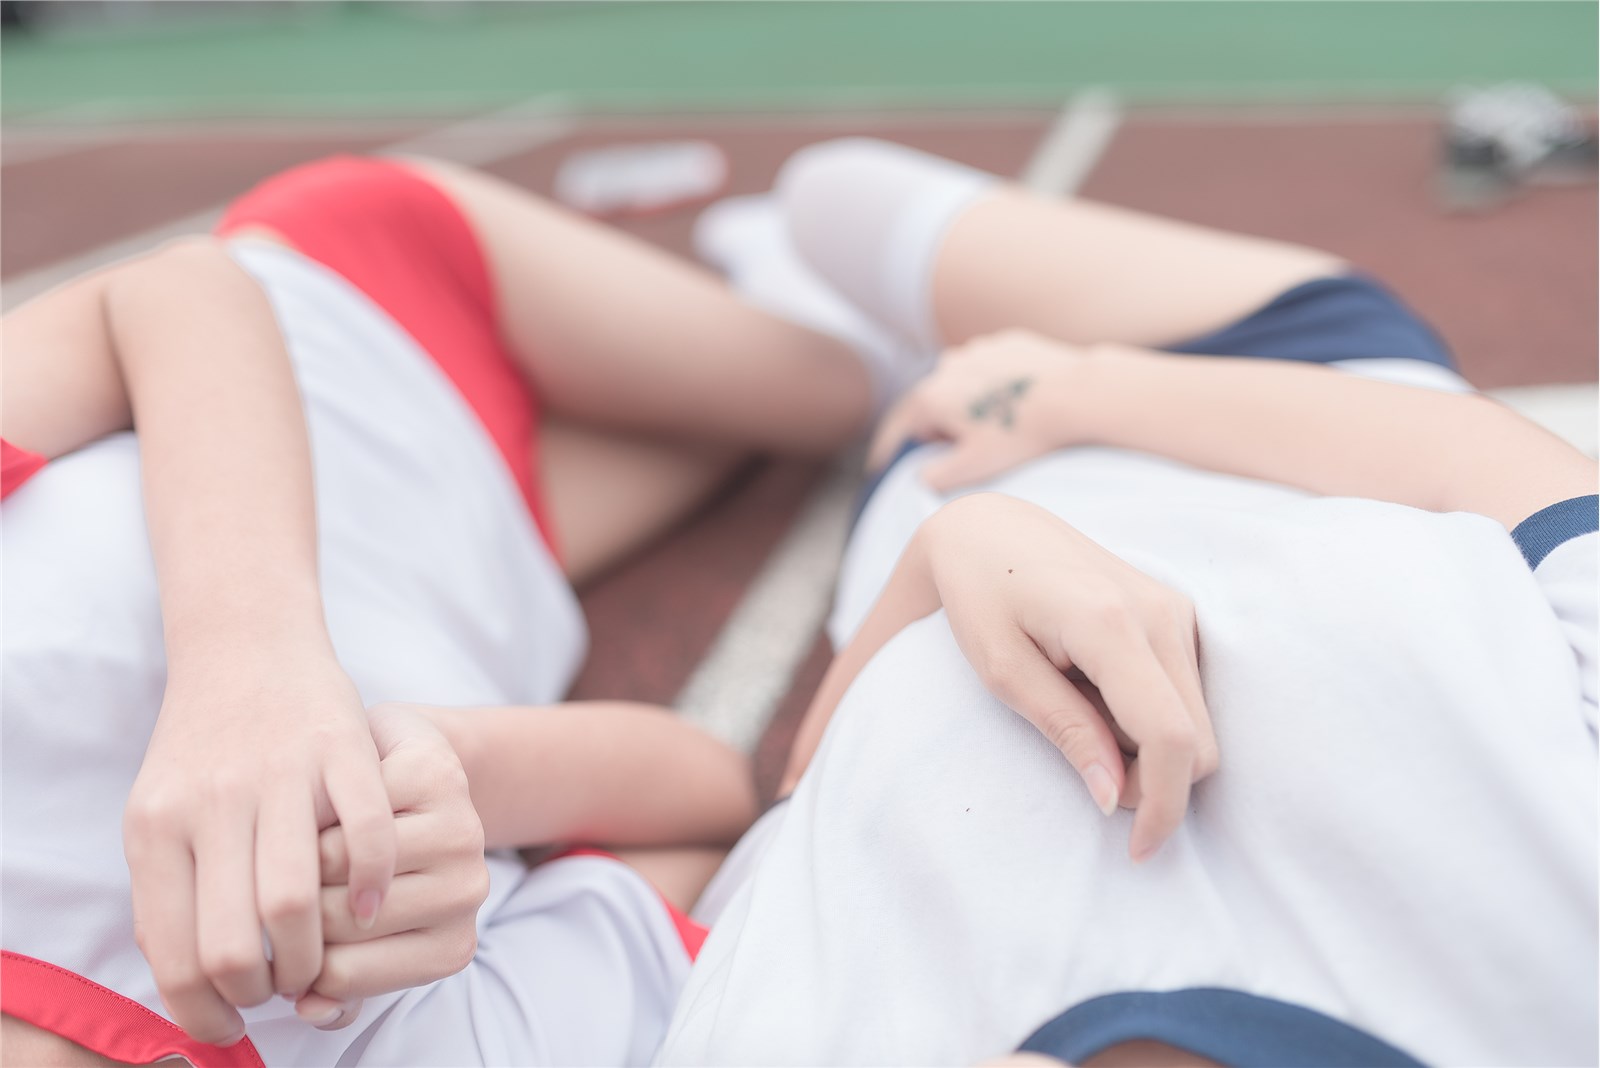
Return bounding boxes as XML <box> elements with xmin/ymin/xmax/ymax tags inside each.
<box><xmin>1512</xmin><ymin>494</ymin><xmax>1599</xmax><ymax>570</ymax></box>
<box><xmin>1017</xmin><ymin>988</ymin><xmax>1424</xmax><ymax>1068</ymax></box>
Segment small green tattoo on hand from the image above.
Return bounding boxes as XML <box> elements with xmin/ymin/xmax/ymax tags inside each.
<box><xmin>968</xmin><ymin>377</ymin><xmax>1034</xmax><ymax>429</ymax></box>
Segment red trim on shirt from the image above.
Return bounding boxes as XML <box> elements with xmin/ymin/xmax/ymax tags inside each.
<box><xmin>1</xmin><ymin>951</ymin><xmax>265</xmax><ymax>1067</ymax></box>
<box><xmin>547</xmin><ymin>847</ymin><xmax>710</xmax><ymax>960</ymax></box>
<box><xmin>2</xmin><ymin>439</ymin><xmax>47</xmax><ymax>500</ymax></box>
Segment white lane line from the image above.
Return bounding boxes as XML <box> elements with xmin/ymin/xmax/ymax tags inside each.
<box><xmin>378</xmin><ymin>93</ymin><xmax>574</xmax><ymax>168</ymax></box>
<box><xmin>674</xmin><ymin>97</ymin><xmax>1126</xmax><ymax>751</ymax></box>
<box><xmin>1</xmin><ymin>209</ymin><xmax>231</xmax><ymax>310</ymax></box>
<box><xmin>1020</xmin><ymin>86</ymin><xmax>1122</xmax><ymax>196</ymax></box>
<box><xmin>2</xmin><ymin>138</ymin><xmax>106</xmax><ymax>167</ymax></box>
<box><xmin>1</xmin><ymin>118</ymin><xmax>434</xmax><ymax>164</ymax></box>
<box><xmin>1</xmin><ymin>96</ymin><xmax>575</xmax><ymax>311</ymax></box>
<box><xmin>674</xmin><ymin>460</ymin><xmax>861</xmax><ymax>753</ymax></box>
<box><xmin>1489</xmin><ymin>382</ymin><xmax>1599</xmax><ymax>457</ymax></box>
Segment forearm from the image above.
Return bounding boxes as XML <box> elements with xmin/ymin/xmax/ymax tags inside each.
<box><xmin>111</xmin><ymin>243</ymin><xmax>331</xmax><ymax>664</ymax></box>
<box><xmin>1079</xmin><ymin>347</ymin><xmax>1596</xmax><ymax>529</ymax></box>
<box><xmin>779</xmin><ymin>530</ymin><xmax>941</xmax><ymax>795</ymax></box>
<box><xmin>427</xmin><ymin>702</ymin><xmax>759</xmax><ymax>851</ymax></box>
<box><xmin>3</xmin><ymin>240</ymin><xmax>331</xmax><ymax>667</ymax></box>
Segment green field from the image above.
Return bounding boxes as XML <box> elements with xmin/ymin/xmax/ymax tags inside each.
<box><xmin>3</xmin><ymin>1</ymin><xmax>1595</xmax><ymax>119</ymax></box>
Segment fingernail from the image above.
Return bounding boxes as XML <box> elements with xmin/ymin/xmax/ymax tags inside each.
<box><xmin>354</xmin><ymin>889</ymin><xmax>381</xmax><ymax>930</ymax></box>
<box><xmin>1130</xmin><ymin>837</ymin><xmax>1157</xmax><ymax>864</ymax></box>
<box><xmin>308</xmin><ymin>1007</ymin><xmax>343</xmax><ymax>1027</ymax></box>
<box><xmin>1084</xmin><ymin>763</ymin><xmax>1119</xmax><ymax>817</ymax></box>
<box><xmin>220</xmin><ymin>1028</ymin><xmax>248</xmax><ymax>1047</ymax></box>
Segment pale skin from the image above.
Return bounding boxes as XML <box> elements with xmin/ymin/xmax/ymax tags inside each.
<box><xmin>6</xmin><ymin>157</ymin><xmax>1593</xmax><ymax>1066</ymax></box>
<box><xmin>1</xmin><ymin>160</ymin><xmax>868</xmax><ymax>1053</ymax></box>
<box><xmin>776</xmin><ymin>182</ymin><xmax>1592</xmax><ymax>1067</ymax></box>
<box><xmin>2</xmin><ymin>700</ymin><xmax>755</xmax><ymax>1064</ymax></box>
<box><xmin>783</xmin><ymin>183</ymin><xmax>1596</xmax><ymax>865</ymax></box>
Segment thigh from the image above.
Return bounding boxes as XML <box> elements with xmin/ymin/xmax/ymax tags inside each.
<box><xmin>932</xmin><ymin>189</ymin><xmax>1345</xmax><ymax>348</ymax></box>
<box><xmin>400</xmin><ymin>157</ymin><xmax>871</xmax><ymax>456</ymax></box>
<box><xmin>537</xmin><ymin>419</ymin><xmax>742</xmax><ymax>586</ymax></box>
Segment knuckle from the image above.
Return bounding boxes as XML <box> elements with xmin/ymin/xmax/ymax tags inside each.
<box><xmin>123</xmin><ymin>790</ymin><xmax>186</xmax><ymax>840</ymax></box>
<box><xmin>975</xmin><ymin>644</ymin><xmax>1029</xmax><ymax>704</ymax></box>
<box><xmin>443</xmin><ymin>928</ymin><xmax>478</xmax><ymax>974</ymax></box>
<box><xmin>183</xmin><ymin>1016</ymin><xmax>242</xmax><ymax>1046</ymax></box>
<box><xmin>1194</xmin><ymin>740</ymin><xmax>1221</xmax><ymax>778</ymax></box>
<box><xmin>155</xmin><ymin>961</ymin><xmax>208</xmax><ymax>1001</ymax></box>
<box><xmin>445</xmin><ymin>806</ymin><xmax>487</xmax><ymax>859</ymax></box>
<box><xmin>341</xmin><ymin>813</ymin><xmax>397</xmax><ymax>859</ymax></box>
<box><xmin>314</xmin><ymin>958</ymin><xmax>353</xmax><ymax>1002</ymax></box>
<box><xmin>319</xmin><ymin>829</ymin><xmax>346</xmax><ymax>873</ymax></box>
<box><xmin>1081</xmin><ymin>587</ymin><xmax>1136</xmax><ymax>632</ymax></box>
<box><xmin>365</xmin><ymin>700</ymin><xmax>409</xmax><ymax>721</ymax></box>
<box><xmin>199</xmin><ymin>943</ymin><xmax>261</xmax><ymax>986</ymax></box>
<box><xmin>1149</xmin><ymin>719</ymin><xmax>1199</xmax><ymax>757</ymax></box>
<box><xmin>193</xmin><ymin>771</ymin><xmax>250</xmax><ymax>811</ymax></box>
<box><xmin>420</xmin><ymin>756</ymin><xmax>469</xmax><ymax>803</ymax></box>
<box><xmin>259</xmin><ymin>886</ymin><xmax>319</xmax><ymax>926</ymax></box>
<box><xmin>1039</xmin><ymin>713</ymin><xmax>1098</xmax><ymax>760</ymax></box>
<box><xmin>1155</xmin><ymin>591</ymin><xmax>1197</xmax><ymax>634</ymax></box>
<box><xmin>460</xmin><ymin>860</ymin><xmax>492</xmax><ymax>912</ymax></box>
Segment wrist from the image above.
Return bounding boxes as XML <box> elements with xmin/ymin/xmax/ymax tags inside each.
<box><xmin>1067</xmin><ymin>343</ymin><xmax>1155</xmax><ymax>446</ymax></box>
<box><xmin>162</xmin><ymin>597</ymin><xmax>339</xmax><ymax>688</ymax></box>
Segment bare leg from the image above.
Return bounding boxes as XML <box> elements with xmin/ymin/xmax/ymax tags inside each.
<box><xmin>932</xmin><ymin>190</ymin><xmax>1344</xmax><ymax>347</ymax></box>
<box><xmin>404</xmin><ymin>158</ymin><xmax>871</xmax><ymax>451</ymax></box>
<box><xmin>609</xmin><ymin>845</ymin><xmax>730</xmax><ymax>914</ymax></box>
<box><xmin>401</xmin><ymin>159</ymin><xmax>872</xmax><ymax>578</ymax></box>
<box><xmin>539</xmin><ymin>419</ymin><xmax>742</xmax><ymax>586</ymax></box>
<box><xmin>776</xmin><ymin>139</ymin><xmax>1345</xmax><ymax>352</ymax></box>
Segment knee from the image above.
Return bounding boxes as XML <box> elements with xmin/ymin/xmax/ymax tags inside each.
<box><xmin>775</xmin><ymin>138</ymin><xmax>936</xmax><ymax>239</ymax></box>
<box><xmin>776</xmin><ymin>138</ymin><xmax>913</xmax><ymax>200</ymax></box>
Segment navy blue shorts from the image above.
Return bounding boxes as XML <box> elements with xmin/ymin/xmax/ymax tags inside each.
<box><xmin>1164</xmin><ymin>272</ymin><xmax>1455</xmax><ymax>370</ymax></box>
<box><xmin>859</xmin><ymin>272</ymin><xmax>1458</xmax><ymax>517</ymax></box>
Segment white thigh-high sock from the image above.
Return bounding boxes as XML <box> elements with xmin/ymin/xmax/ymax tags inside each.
<box><xmin>694</xmin><ymin>192</ymin><xmax>924</xmax><ymax>414</ymax></box>
<box><xmin>776</xmin><ymin>138</ymin><xmax>997</xmax><ymax>354</ymax></box>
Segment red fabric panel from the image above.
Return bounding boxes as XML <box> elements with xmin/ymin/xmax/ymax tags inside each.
<box><xmin>1</xmin><ymin>439</ymin><xmax>47</xmax><ymax>500</ymax></box>
<box><xmin>1</xmin><ymin>951</ymin><xmax>265</xmax><ymax>1068</ymax></box>
<box><xmin>217</xmin><ymin>154</ymin><xmax>558</xmax><ymax>558</ymax></box>
<box><xmin>548</xmin><ymin>846</ymin><xmax>712</xmax><ymax>960</ymax></box>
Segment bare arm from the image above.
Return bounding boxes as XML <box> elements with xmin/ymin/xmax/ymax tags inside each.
<box><xmin>870</xmin><ymin>329</ymin><xmax>1595</xmax><ymax>530</ymax></box>
<box><xmin>780</xmin><ymin>534</ymin><xmax>940</xmax><ymax>795</ymax></box>
<box><xmin>5</xmin><ymin>240</ymin><xmax>335</xmax><ymax>650</ymax></box>
<box><xmin>1077</xmin><ymin>345</ymin><xmax>1595</xmax><ymax>529</ymax></box>
<box><xmin>780</xmin><ymin>494</ymin><xmax>1214</xmax><ymax>861</ymax></box>
<box><xmin>425</xmin><ymin>702</ymin><xmax>759</xmax><ymax>851</ymax></box>
<box><xmin>2</xmin><ymin>241</ymin><xmax>394</xmax><ymax>1044</ymax></box>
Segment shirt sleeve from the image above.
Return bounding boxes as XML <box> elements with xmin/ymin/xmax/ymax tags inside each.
<box><xmin>1517</xmin><ymin>496</ymin><xmax>1599</xmax><ymax>736</ymax></box>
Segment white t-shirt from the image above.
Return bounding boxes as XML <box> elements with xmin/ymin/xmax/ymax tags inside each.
<box><xmin>660</xmin><ymin>380</ymin><xmax>1598</xmax><ymax>1064</ymax></box>
<box><xmin>2</xmin><ymin>244</ymin><xmax>692</xmax><ymax>1065</ymax></box>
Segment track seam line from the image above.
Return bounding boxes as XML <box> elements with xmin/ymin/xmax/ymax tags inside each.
<box><xmin>1</xmin><ymin>95</ymin><xmax>575</xmax><ymax>311</ymax></box>
<box><xmin>1021</xmin><ymin>87</ymin><xmax>1122</xmax><ymax>196</ymax></box>
<box><xmin>673</xmin><ymin>459</ymin><xmax>863</xmax><ymax>752</ymax></box>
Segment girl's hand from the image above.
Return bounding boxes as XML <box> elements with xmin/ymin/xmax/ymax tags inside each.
<box><xmin>866</xmin><ymin>330</ymin><xmax>1102</xmax><ymax>492</ymax></box>
<box><xmin>123</xmin><ymin>648</ymin><xmax>397</xmax><ymax>1046</ymax></box>
<box><xmin>921</xmin><ymin>493</ymin><xmax>1218</xmax><ymax>861</ymax></box>
<box><xmin>295</xmin><ymin>703</ymin><xmax>489</xmax><ymax>1029</ymax></box>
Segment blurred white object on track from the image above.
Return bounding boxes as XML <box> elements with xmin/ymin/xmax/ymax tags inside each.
<box><xmin>554</xmin><ymin>140</ymin><xmax>729</xmax><ymax>217</ymax></box>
